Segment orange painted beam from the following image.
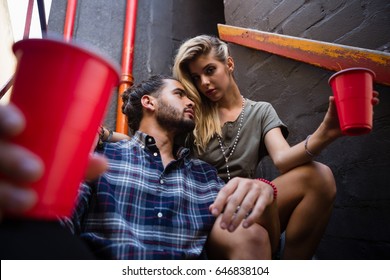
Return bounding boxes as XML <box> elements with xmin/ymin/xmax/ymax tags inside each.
<box><xmin>218</xmin><ymin>24</ymin><xmax>390</xmax><ymax>86</ymax></box>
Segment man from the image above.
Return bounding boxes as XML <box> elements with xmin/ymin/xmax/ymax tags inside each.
<box><xmin>0</xmin><ymin>75</ymin><xmax>278</xmax><ymax>259</ymax></box>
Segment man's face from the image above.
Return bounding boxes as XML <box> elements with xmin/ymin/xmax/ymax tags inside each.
<box><xmin>155</xmin><ymin>79</ymin><xmax>195</xmax><ymax>133</ymax></box>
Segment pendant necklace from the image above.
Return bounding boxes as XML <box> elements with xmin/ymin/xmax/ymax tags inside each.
<box><xmin>216</xmin><ymin>96</ymin><xmax>245</xmax><ymax>181</ymax></box>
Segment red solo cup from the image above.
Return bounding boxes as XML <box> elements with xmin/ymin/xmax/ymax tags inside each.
<box><xmin>6</xmin><ymin>38</ymin><xmax>120</xmax><ymax>219</ymax></box>
<box><xmin>328</xmin><ymin>67</ymin><xmax>375</xmax><ymax>136</ymax></box>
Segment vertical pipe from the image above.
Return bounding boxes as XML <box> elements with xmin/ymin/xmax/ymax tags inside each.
<box><xmin>0</xmin><ymin>76</ymin><xmax>13</xmax><ymax>100</ymax></box>
<box><xmin>36</xmin><ymin>0</ymin><xmax>47</xmax><ymax>38</ymax></box>
<box><xmin>23</xmin><ymin>0</ymin><xmax>35</xmax><ymax>39</ymax></box>
<box><xmin>116</xmin><ymin>0</ymin><xmax>138</xmax><ymax>134</ymax></box>
<box><xmin>64</xmin><ymin>0</ymin><xmax>77</xmax><ymax>41</ymax></box>
<box><xmin>1</xmin><ymin>0</ymin><xmax>33</xmax><ymax>101</ymax></box>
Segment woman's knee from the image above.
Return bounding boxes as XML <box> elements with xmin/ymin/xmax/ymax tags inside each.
<box><xmin>245</xmin><ymin>224</ymin><xmax>271</xmax><ymax>247</ymax></box>
<box><xmin>306</xmin><ymin>162</ymin><xmax>337</xmax><ymax>201</ymax></box>
<box><xmin>230</xmin><ymin>224</ymin><xmax>272</xmax><ymax>259</ymax></box>
<box><xmin>208</xmin><ymin>223</ymin><xmax>272</xmax><ymax>259</ymax></box>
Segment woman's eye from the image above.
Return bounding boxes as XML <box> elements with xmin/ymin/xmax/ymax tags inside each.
<box><xmin>206</xmin><ymin>67</ymin><xmax>215</xmax><ymax>75</ymax></box>
<box><xmin>192</xmin><ymin>76</ymin><xmax>200</xmax><ymax>82</ymax></box>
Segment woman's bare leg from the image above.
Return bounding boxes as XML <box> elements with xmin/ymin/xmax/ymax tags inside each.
<box><xmin>274</xmin><ymin>161</ymin><xmax>336</xmax><ymax>259</ymax></box>
<box><xmin>207</xmin><ymin>217</ymin><xmax>272</xmax><ymax>259</ymax></box>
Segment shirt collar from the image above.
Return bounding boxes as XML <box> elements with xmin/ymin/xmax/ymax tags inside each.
<box><xmin>133</xmin><ymin>131</ymin><xmax>190</xmax><ymax>160</ymax></box>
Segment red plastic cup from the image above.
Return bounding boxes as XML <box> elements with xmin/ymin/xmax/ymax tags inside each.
<box><xmin>7</xmin><ymin>38</ymin><xmax>120</xmax><ymax>219</ymax></box>
<box><xmin>328</xmin><ymin>67</ymin><xmax>375</xmax><ymax>136</ymax></box>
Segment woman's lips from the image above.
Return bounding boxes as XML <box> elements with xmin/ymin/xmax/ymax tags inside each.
<box><xmin>206</xmin><ymin>88</ymin><xmax>216</xmax><ymax>96</ymax></box>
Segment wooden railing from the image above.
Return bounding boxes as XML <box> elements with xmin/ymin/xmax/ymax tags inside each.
<box><xmin>218</xmin><ymin>24</ymin><xmax>390</xmax><ymax>86</ymax></box>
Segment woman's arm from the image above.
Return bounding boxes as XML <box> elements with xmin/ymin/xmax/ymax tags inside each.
<box><xmin>265</xmin><ymin>94</ymin><xmax>379</xmax><ymax>174</ymax></box>
<box><xmin>264</xmin><ymin>126</ymin><xmax>334</xmax><ymax>174</ymax></box>
<box><xmin>97</xmin><ymin>126</ymin><xmax>130</xmax><ymax>148</ymax></box>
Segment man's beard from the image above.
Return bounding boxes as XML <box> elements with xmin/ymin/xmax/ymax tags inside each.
<box><xmin>156</xmin><ymin>100</ymin><xmax>195</xmax><ymax>134</ymax></box>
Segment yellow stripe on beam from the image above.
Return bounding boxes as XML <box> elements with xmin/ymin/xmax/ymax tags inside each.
<box><xmin>218</xmin><ymin>24</ymin><xmax>390</xmax><ymax>86</ymax></box>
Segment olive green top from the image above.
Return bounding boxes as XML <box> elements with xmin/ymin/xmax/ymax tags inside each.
<box><xmin>195</xmin><ymin>99</ymin><xmax>288</xmax><ymax>182</ymax></box>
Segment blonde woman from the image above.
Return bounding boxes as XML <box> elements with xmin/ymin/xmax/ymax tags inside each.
<box><xmin>172</xmin><ymin>35</ymin><xmax>379</xmax><ymax>259</ymax></box>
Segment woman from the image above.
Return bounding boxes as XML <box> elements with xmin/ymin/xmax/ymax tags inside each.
<box><xmin>172</xmin><ymin>35</ymin><xmax>379</xmax><ymax>259</ymax></box>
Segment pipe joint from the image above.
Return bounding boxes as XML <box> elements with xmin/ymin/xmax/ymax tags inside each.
<box><xmin>120</xmin><ymin>74</ymin><xmax>134</xmax><ymax>86</ymax></box>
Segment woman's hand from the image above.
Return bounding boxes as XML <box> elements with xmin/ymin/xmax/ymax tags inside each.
<box><xmin>321</xmin><ymin>91</ymin><xmax>379</xmax><ymax>140</ymax></box>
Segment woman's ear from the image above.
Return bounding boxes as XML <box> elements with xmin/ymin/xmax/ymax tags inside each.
<box><xmin>141</xmin><ymin>95</ymin><xmax>155</xmax><ymax>111</ymax></box>
<box><xmin>227</xmin><ymin>56</ymin><xmax>234</xmax><ymax>72</ymax></box>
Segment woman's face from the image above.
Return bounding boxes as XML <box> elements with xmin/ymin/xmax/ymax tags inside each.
<box><xmin>188</xmin><ymin>52</ymin><xmax>233</xmax><ymax>102</ymax></box>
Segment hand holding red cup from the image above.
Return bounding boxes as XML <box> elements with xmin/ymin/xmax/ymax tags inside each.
<box><xmin>1</xmin><ymin>38</ymin><xmax>119</xmax><ymax>220</ymax></box>
<box><xmin>328</xmin><ymin>67</ymin><xmax>376</xmax><ymax>136</ymax></box>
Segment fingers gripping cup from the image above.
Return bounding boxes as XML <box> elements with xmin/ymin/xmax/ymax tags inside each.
<box><xmin>7</xmin><ymin>38</ymin><xmax>120</xmax><ymax>220</ymax></box>
<box><xmin>328</xmin><ymin>68</ymin><xmax>375</xmax><ymax>136</ymax></box>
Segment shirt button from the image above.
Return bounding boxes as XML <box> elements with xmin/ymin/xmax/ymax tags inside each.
<box><xmin>148</xmin><ymin>138</ymin><xmax>153</xmax><ymax>143</ymax></box>
<box><xmin>153</xmin><ymin>152</ymin><xmax>158</xmax><ymax>156</ymax></box>
<box><xmin>157</xmin><ymin>212</ymin><xmax>163</xmax><ymax>218</ymax></box>
<box><xmin>159</xmin><ymin>179</ymin><xmax>164</xmax><ymax>184</ymax></box>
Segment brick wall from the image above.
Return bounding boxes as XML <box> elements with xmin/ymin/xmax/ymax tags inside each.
<box><xmin>47</xmin><ymin>0</ymin><xmax>389</xmax><ymax>259</ymax></box>
<box><xmin>224</xmin><ymin>0</ymin><xmax>390</xmax><ymax>259</ymax></box>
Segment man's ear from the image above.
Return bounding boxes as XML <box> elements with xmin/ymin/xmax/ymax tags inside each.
<box><xmin>141</xmin><ymin>95</ymin><xmax>155</xmax><ymax>111</ymax></box>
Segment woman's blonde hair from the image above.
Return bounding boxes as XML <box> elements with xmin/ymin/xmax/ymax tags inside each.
<box><xmin>172</xmin><ymin>35</ymin><xmax>230</xmax><ymax>152</ymax></box>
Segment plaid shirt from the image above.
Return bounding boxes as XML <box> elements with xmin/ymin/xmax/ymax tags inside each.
<box><xmin>67</xmin><ymin>131</ymin><xmax>224</xmax><ymax>260</ymax></box>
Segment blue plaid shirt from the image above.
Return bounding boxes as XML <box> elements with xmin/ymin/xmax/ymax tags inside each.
<box><xmin>66</xmin><ymin>131</ymin><xmax>224</xmax><ymax>259</ymax></box>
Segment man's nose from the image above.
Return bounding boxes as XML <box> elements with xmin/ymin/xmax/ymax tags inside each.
<box><xmin>185</xmin><ymin>97</ymin><xmax>195</xmax><ymax>108</ymax></box>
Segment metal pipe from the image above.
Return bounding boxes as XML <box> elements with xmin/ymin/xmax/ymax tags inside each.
<box><xmin>116</xmin><ymin>0</ymin><xmax>138</xmax><ymax>134</ymax></box>
<box><xmin>37</xmin><ymin>0</ymin><xmax>47</xmax><ymax>38</ymax></box>
<box><xmin>64</xmin><ymin>0</ymin><xmax>78</xmax><ymax>41</ymax></box>
<box><xmin>0</xmin><ymin>76</ymin><xmax>13</xmax><ymax>100</ymax></box>
<box><xmin>23</xmin><ymin>0</ymin><xmax>34</xmax><ymax>39</ymax></box>
<box><xmin>1</xmin><ymin>0</ymin><xmax>34</xmax><ymax>100</ymax></box>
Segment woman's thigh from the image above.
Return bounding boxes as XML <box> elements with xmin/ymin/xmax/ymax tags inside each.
<box><xmin>273</xmin><ymin>161</ymin><xmax>336</xmax><ymax>231</ymax></box>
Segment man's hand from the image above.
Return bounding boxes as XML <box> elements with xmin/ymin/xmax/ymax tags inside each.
<box><xmin>209</xmin><ymin>177</ymin><xmax>276</xmax><ymax>232</ymax></box>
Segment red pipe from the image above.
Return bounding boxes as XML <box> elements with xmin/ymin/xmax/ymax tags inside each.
<box><xmin>64</xmin><ymin>0</ymin><xmax>78</xmax><ymax>41</ymax></box>
<box><xmin>1</xmin><ymin>0</ymin><xmax>34</xmax><ymax>100</ymax></box>
<box><xmin>116</xmin><ymin>0</ymin><xmax>138</xmax><ymax>134</ymax></box>
<box><xmin>23</xmin><ymin>0</ymin><xmax>34</xmax><ymax>39</ymax></box>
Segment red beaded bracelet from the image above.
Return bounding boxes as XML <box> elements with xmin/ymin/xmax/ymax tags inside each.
<box><xmin>257</xmin><ymin>178</ymin><xmax>278</xmax><ymax>200</ymax></box>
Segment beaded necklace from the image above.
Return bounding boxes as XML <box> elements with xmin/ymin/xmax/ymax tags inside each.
<box><xmin>216</xmin><ymin>96</ymin><xmax>245</xmax><ymax>181</ymax></box>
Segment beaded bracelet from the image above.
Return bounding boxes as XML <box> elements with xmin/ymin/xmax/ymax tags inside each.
<box><xmin>257</xmin><ymin>178</ymin><xmax>278</xmax><ymax>200</ymax></box>
<box><xmin>97</xmin><ymin>126</ymin><xmax>105</xmax><ymax>149</ymax></box>
<box><xmin>106</xmin><ymin>129</ymin><xmax>113</xmax><ymax>142</ymax></box>
<box><xmin>98</xmin><ymin>126</ymin><xmax>113</xmax><ymax>142</ymax></box>
<box><xmin>97</xmin><ymin>126</ymin><xmax>114</xmax><ymax>149</ymax></box>
<box><xmin>98</xmin><ymin>126</ymin><xmax>105</xmax><ymax>140</ymax></box>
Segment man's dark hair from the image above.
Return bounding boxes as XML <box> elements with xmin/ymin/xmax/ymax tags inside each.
<box><xmin>121</xmin><ymin>74</ymin><xmax>177</xmax><ymax>134</ymax></box>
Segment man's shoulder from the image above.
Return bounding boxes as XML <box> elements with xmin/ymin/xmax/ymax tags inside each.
<box><xmin>100</xmin><ymin>139</ymin><xmax>134</xmax><ymax>158</ymax></box>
